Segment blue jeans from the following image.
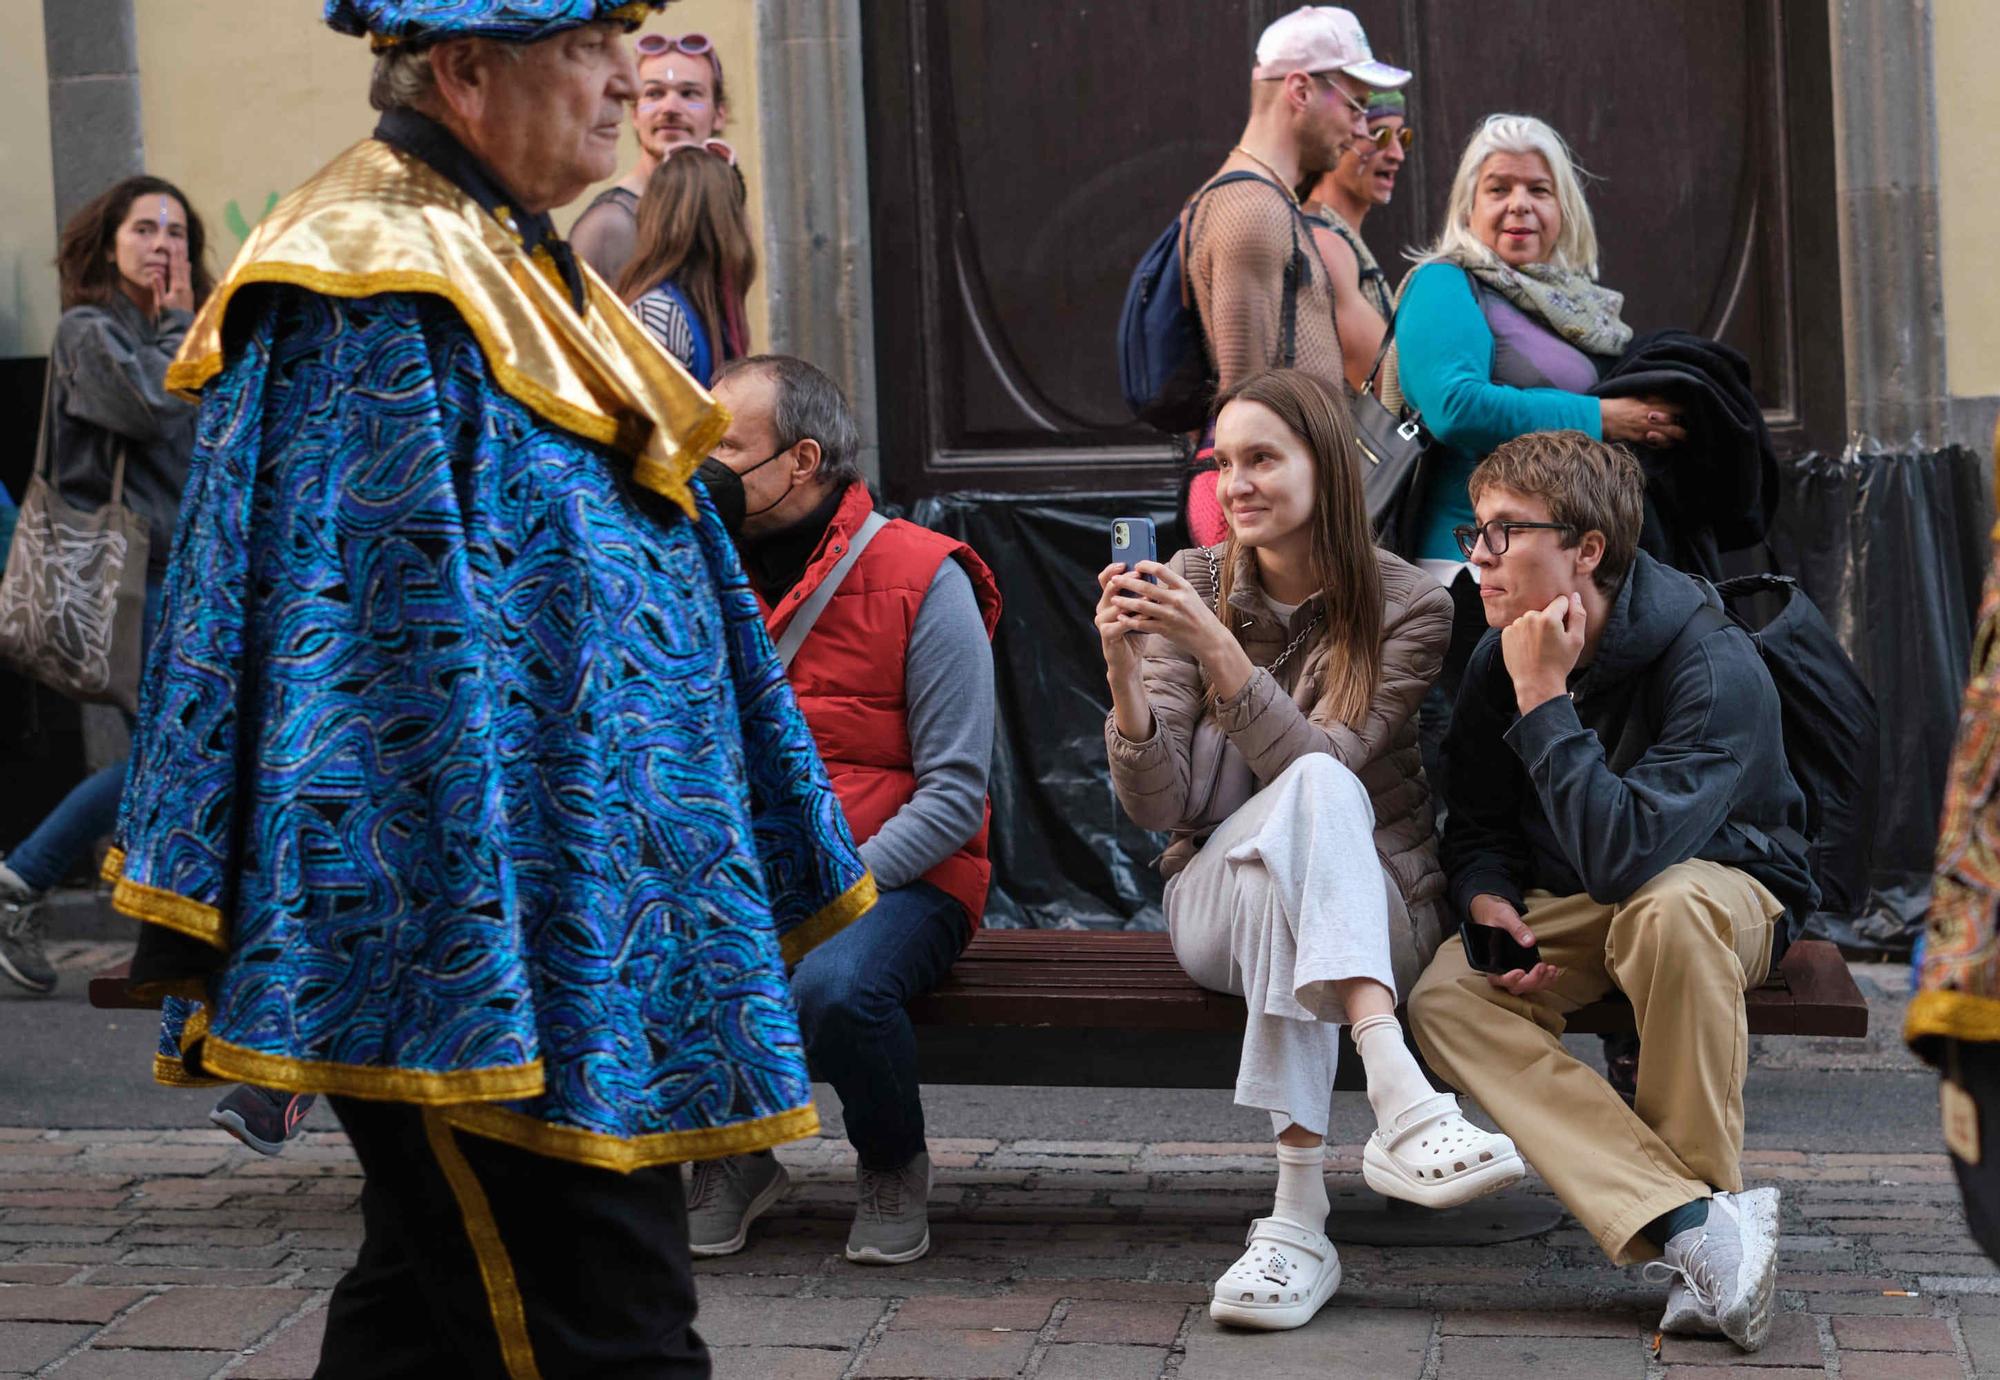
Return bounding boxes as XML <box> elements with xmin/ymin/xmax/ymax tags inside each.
<box><xmin>7</xmin><ymin>578</ymin><xmax>164</xmax><ymax>892</ymax></box>
<box><xmin>793</xmin><ymin>879</ymin><xmax>969</xmax><ymax>1171</ymax></box>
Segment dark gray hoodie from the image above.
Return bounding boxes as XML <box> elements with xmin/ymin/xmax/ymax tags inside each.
<box><xmin>1442</xmin><ymin>551</ymin><xmax>1817</xmax><ymax>957</ymax></box>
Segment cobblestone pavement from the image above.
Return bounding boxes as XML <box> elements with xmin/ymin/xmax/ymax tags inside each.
<box><xmin>2</xmin><ymin>949</ymin><xmax>1986</xmax><ymax>1377</ymax></box>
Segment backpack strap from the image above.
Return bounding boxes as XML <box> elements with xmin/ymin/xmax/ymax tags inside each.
<box><xmin>1176</xmin><ymin>170</ymin><xmax>1274</xmax><ymax>309</ymax></box>
<box><xmin>775</xmin><ymin>510</ymin><xmax>891</xmax><ymax>670</ymax></box>
<box><xmin>1610</xmin><ymin>600</ymin><xmax>1733</xmax><ymax>774</ymax></box>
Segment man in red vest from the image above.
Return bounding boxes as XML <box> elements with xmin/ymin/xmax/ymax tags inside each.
<box><xmin>693</xmin><ymin>354</ymin><xmax>1002</xmax><ymax>1265</ymax></box>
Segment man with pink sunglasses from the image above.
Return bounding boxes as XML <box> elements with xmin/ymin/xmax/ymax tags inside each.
<box><xmin>572</xmin><ymin>29</ymin><xmax>729</xmax><ymax>281</ymax></box>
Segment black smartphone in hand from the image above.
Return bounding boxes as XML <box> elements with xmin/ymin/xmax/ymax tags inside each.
<box><xmin>1461</xmin><ymin>918</ymin><xmax>1543</xmax><ymax>974</ymax></box>
<box><xmin>1110</xmin><ymin>517</ymin><xmax>1158</xmax><ymax>583</ymax></box>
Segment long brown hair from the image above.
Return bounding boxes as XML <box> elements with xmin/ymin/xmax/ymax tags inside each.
<box><xmin>1209</xmin><ymin>368</ymin><xmax>1383</xmax><ymax>727</ymax></box>
<box><xmin>615</xmin><ymin>149</ymin><xmax>757</xmax><ymax>362</ymax></box>
<box><xmin>57</xmin><ymin>176</ymin><xmax>214</xmax><ymax>312</ymax></box>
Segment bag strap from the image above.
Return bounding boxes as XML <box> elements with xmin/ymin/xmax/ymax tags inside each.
<box><xmin>30</xmin><ymin>368</ymin><xmax>55</xmax><ymax>485</ymax></box>
<box><xmin>1178</xmin><ymin>171</ymin><xmax>1308</xmax><ymax>311</ymax></box>
<box><xmin>775</xmin><ymin>510</ymin><xmax>890</xmax><ymax>669</ymax></box>
<box><xmin>1363</xmin><ymin>301</ymin><xmax>1400</xmax><ymax>392</ymax></box>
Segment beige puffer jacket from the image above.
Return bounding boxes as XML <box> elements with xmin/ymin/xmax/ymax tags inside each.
<box><xmin>1105</xmin><ymin>542</ymin><xmax>1452</xmax><ymax>953</ymax></box>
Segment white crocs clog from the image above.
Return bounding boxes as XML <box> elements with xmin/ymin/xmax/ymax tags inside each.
<box><xmin>1362</xmin><ymin>1092</ymin><xmax>1526</xmax><ymax>1209</ymax></box>
<box><xmin>1208</xmin><ymin>1216</ymin><xmax>1341</xmax><ymax>1331</ymax></box>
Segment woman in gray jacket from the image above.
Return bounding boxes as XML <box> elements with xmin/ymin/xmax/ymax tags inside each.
<box><xmin>0</xmin><ymin>176</ymin><xmax>209</xmax><ymax>989</ymax></box>
<box><xmin>1097</xmin><ymin>369</ymin><xmax>1523</xmax><ymax>1333</ymax></box>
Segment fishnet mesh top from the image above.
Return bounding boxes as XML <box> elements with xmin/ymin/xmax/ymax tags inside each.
<box><xmin>1185</xmin><ymin>165</ymin><xmax>1345</xmax><ymax>396</ymax></box>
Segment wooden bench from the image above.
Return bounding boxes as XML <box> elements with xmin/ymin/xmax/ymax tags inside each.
<box><xmin>908</xmin><ymin>930</ymin><xmax>1869</xmax><ymax>1090</ymax></box>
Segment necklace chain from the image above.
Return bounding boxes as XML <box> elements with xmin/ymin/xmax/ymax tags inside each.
<box><xmin>1230</xmin><ymin>146</ymin><xmax>1301</xmax><ymax>204</ymax></box>
<box><xmin>1202</xmin><ymin>549</ymin><xmax>1320</xmax><ymax>679</ymax></box>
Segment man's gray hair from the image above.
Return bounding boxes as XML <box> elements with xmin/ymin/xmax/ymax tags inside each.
<box><xmin>370</xmin><ymin>40</ymin><xmax>522</xmax><ymax>114</ymax></box>
<box><xmin>717</xmin><ymin>355</ymin><xmax>864</xmax><ymax>490</ymax></box>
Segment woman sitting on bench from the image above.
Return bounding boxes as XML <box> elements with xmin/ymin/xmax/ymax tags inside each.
<box><xmin>1097</xmin><ymin>367</ymin><xmax>1524</xmax><ymax>1333</ymax></box>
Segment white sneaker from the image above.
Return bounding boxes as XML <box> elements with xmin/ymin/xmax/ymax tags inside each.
<box><xmin>1643</xmin><ymin>1188</ymin><xmax>1780</xmax><ymax>1351</ymax></box>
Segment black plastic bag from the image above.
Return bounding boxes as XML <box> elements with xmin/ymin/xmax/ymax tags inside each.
<box><xmin>1766</xmin><ymin>444</ymin><xmax>1990</xmax><ymax>949</ymax></box>
<box><xmin>912</xmin><ymin>491</ymin><xmax>1173</xmax><ymax>930</ymax></box>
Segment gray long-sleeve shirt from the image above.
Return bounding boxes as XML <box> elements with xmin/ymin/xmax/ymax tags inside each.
<box><xmin>855</xmin><ymin>558</ymin><xmax>996</xmax><ymax>893</ymax></box>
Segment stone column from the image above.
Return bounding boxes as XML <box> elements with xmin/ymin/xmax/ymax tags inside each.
<box><xmin>1827</xmin><ymin>0</ymin><xmax>1949</xmax><ymax>450</ymax></box>
<box><xmin>44</xmin><ymin>0</ymin><xmax>144</xmax><ymax>227</ymax></box>
<box><xmin>755</xmin><ymin>0</ymin><xmax>880</xmax><ymax>482</ymax></box>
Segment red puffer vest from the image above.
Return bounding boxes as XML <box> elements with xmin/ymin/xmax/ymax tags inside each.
<box><xmin>762</xmin><ymin>482</ymin><xmax>1004</xmax><ymax>925</ymax></box>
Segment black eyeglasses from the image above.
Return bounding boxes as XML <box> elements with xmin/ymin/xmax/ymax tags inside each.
<box><xmin>1452</xmin><ymin>520</ymin><xmax>1575</xmax><ymax>559</ymax></box>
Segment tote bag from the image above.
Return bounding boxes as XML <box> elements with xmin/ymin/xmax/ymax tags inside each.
<box><xmin>0</xmin><ymin>378</ymin><xmax>150</xmax><ymax>712</ymax></box>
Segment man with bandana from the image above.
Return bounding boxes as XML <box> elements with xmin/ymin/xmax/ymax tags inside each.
<box><xmin>570</xmin><ymin>27</ymin><xmax>730</xmax><ymax>282</ymax></box>
<box><xmin>1301</xmin><ymin>88</ymin><xmax>1412</xmax><ymax>390</ymax></box>
<box><xmin>110</xmin><ymin>4</ymin><xmax>871</xmax><ymax>1374</ymax></box>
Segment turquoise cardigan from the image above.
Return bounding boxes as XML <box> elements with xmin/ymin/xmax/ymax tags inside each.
<box><xmin>1396</xmin><ymin>263</ymin><xmax>1603</xmax><ymax>560</ymax></box>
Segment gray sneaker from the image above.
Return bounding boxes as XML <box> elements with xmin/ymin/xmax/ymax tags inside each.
<box><xmin>847</xmin><ymin>1151</ymin><xmax>931</xmax><ymax>1265</ymax></box>
<box><xmin>1644</xmin><ymin>1188</ymin><xmax>1780</xmax><ymax>1351</ymax></box>
<box><xmin>1657</xmin><ymin>1278</ymin><xmax>1714</xmax><ymax>1335</ymax></box>
<box><xmin>686</xmin><ymin>1151</ymin><xmax>789</xmax><ymax>1258</ymax></box>
<box><xmin>0</xmin><ymin>899</ymin><xmax>55</xmax><ymax>995</ymax></box>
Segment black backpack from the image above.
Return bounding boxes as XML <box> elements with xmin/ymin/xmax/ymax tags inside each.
<box><xmin>1116</xmin><ymin>171</ymin><xmax>1309</xmax><ymax>433</ymax></box>
<box><xmin>1645</xmin><ymin>574</ymin><xmax>1880</xmax><ymax>917</ymax></box>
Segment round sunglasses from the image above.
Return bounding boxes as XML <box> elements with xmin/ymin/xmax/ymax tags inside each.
<box><xmin>1367</xmin><ymin>124</ymin><xmax>1416</xmax><ymax>152</ymax></box>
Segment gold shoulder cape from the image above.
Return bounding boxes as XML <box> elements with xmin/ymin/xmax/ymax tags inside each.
<box><xmin>168</xmin><ymin>138</ymin><xmax>723</xmax><ymax>517</ymax></box>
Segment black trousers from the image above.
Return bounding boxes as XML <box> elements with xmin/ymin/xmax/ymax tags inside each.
<box><xmin>316</xmin><ymin>1096</ymin><xmax>709</xmax><ymax>1380</ymax></box>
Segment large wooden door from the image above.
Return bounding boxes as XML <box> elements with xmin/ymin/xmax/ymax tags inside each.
<box><xmin>862</xmin><ymin>0</ymin><xmax>1843</xmax><ymax>503</ymax></box>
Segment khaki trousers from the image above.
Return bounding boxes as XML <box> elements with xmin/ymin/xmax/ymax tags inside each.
<box><xmin>1408</xmin><ymin>859</ymin><xmax>1783</xmax><ymax>1264</ymax></box>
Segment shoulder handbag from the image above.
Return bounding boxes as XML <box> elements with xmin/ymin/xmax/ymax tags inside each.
<box><xmin>1353</xmin><ymin>302</ymin><xmax>1432</xmax><ymax>549</ymax></box>
<box><xmin>0</xmin><ymin>375</ymin><xmax>151</xmax><ymax>713</ymax></box>
<box><xmin>1178</xmin><ymin>549</ymin><xmax>1259</xmax><ymax>834</ymax></box>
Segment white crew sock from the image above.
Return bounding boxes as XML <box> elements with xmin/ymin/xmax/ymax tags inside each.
<box><xmin>1271</xmin><ymin>1140</ymin><xmax>1330</xmax><ymax>1236</ymax></box>
<box><xmin>1352</xmin><ymin>1013</ymin><xmax>1433</xmax><ymax>1129</ymax></box>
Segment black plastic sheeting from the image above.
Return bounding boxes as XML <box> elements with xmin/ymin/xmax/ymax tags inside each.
<box><xmin>917</xmin><ymin>448</ymin><xmax>1989</xmax><ymax>946</ymax></box>
<box><xmin>911</xmin><ymin>491</ymin><xmax>1172</xmax><ymax>930</ymax></box>
<box><xmin>1767</xmin><ymin>444</ymin><xmax>1991</xmax><ymax>951</ymax></box>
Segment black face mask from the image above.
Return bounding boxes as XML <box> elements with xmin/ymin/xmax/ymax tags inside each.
<box><xmin>693</xmin><ymin>447</ymin><xmax>791</xmax><ymax>538</ymax></box>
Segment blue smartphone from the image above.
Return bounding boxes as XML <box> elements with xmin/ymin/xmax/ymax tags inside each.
<box><xmin>1110</xmin><ymin>517</ymin><xmax>1158</xmax><ymax>583</ymax></box>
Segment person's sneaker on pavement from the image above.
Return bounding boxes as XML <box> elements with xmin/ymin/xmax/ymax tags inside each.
<box><xmin>1643</xmin><ymin>1188</ymin><xmax>1780</xmax><ymax>1351</ymax></box>
<box><xmin>1657</xmin><ymin>1277</ymin><xmax>1712</xmax><ymax>1335</ymax></box>
<box><xmin>686</xmin><ymin>1151</ymin><xmax>790</xmax><ymax>1258</ymax></box>
<box><xmin>210</xmin><ymin>1085</ymin><xmax>318</xmax><ymax>1156</ymax></box>
<box><xmin>0</xmin><ymin>881</ymin><xmax>55</xmax><ymax>995</ymax></box>
<box><xmin>847</xmin><ymin>1151</ymin><xmax>931</xmax><ymax>1265</ymax></box>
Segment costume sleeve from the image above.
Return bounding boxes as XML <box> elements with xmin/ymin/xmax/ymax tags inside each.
<box><xmin>857</xmin><ymin>559</ymin><xmax>994</xmax><ymax>890</ymax></box>
<box><xmin>54</xmin><ymin>306</ymin><xmax>197</xmax><ymax>445</ymax></box>
<box><xmin>1396</xmin><ymin>263</ymin><xmax>1601</xmax><ymax>455</ymax></box>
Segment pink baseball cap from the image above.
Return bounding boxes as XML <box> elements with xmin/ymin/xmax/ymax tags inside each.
<box><xmin>1252</xmin><ymin>6</ymin><xmax>1411</xmax><ymax>89</ymax></box>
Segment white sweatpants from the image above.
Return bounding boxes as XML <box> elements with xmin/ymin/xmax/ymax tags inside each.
<box><xmin>1164</xmin><ymin>754</ymin><xmax>1408</xmax><ymax>1137</ymax></box>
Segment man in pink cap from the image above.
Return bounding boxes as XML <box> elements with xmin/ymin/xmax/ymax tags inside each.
<box><xmin>1179</xmin><ymin>5</ymin><xmax>1411</xmax><ymax>548</ymax></box>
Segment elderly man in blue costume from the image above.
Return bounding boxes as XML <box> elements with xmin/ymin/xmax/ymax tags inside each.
<box><xmin>105</xmin><ymin>2</ymin><xmax>873</xmax><ymax>1375</ymax></box>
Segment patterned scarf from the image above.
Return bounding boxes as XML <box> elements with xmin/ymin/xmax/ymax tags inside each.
<box><xmin>1441</xmin><ymin>247</ymin><xmax>1633</xmax><ymax>357</ymax></box>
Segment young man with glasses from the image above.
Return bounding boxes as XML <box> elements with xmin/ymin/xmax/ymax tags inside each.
<box><xmin>1177</xmin><ymin>5</ymin><xmax>1408</xmax><ymax>547</ymax></box>
<box><xmin>1407</xmin><ymin>429</ymin><xmax>1816</xmax><ymax>1355</ymax></box>
<box><xmin>1301</xmin><ymin>89</ymin><xmax>1412</xmax><ymax>389</ymax></box>
<box><xmin>571</xmin><ymin>29</ymin><xmax>729</xmax><ymax>282</ymax></box>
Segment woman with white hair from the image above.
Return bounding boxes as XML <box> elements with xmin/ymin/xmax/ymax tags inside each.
<box><xmin>1389</xmin><ymin>114</ymin><xmax>1684</xmax><ymax>684</ymax></box>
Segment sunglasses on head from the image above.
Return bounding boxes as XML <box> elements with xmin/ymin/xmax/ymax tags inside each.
<box><xmin>636</xmin><ymin>31</ymin><xmax>723</xmax><ymax>82</ymax></box>
<box><xmin>662</xmin><ymin>137</ymin><xmax>739</xmax><ymax>168</ymax></box>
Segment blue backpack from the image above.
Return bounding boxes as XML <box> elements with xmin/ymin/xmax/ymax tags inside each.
<box><xmin>1117</xmin><ymin>171</ymin><xmax>1306</xmax><ymax>433</ymax></box>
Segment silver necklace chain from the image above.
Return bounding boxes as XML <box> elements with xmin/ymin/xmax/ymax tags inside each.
<box><xmin>1201</xmin><ymin>549</ymin><xmax>1320</xmax><ymax>681</ymax></box>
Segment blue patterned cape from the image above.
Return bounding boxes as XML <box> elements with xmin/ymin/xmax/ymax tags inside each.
<box><xmin>325</xmin><ymin>0</ymin><xmax>665</xmax><ymax>45</ymax></box>
<box><xmin>121</xmin><ymin>287</ymin><xmax>872</xmax><ymax>1167</ymax></box>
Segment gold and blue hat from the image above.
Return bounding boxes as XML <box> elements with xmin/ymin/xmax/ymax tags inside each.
<box><xmin>327</xmin><ymin>0</ymin><xmax>668</xmax><ymax>48</ymax></box>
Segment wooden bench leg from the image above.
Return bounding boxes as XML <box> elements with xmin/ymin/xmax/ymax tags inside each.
<box><xmin>1324</xmin><ymin>1192</ymin><xmax>1565</xmax><ymax>1246</ymax></box>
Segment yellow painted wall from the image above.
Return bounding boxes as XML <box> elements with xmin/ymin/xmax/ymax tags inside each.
<box><xmin>0</xmin><ymin>0</ymin><xmax>59</xmax><ymax>359</ymax></box>
<box><xmin>1934</xmin><ymin>0</ymin><xmax>2000</xmax><ymax>400</ymax></box>
<box><xmin>131</xmin><ymin>0</ymin><xmax>766</xmax><ymax>348</ymax></box>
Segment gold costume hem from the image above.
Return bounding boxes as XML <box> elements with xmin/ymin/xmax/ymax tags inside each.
<box><xmin>1907</xmin><ymin>989</ymin><xmax>2000</xmax><ymax>1050</ymax></box>
<box><xmin>424</xmin><ymin>1110</ymin><xmax>546</xmax><ymax>1380</ymax></box>
<box><xmin>780</xmin><ymin>872</ymin><xmax>878</xmax><ymax>966</ymax></box>
<box><xmin>110</xmin><ymin>871</ymin><xmax>227</xmax><ymax>951</ymax></box>
<box><xmin>153</xmin><ymin>1054</ymin><xmax>225</xmax><ymax>1089</ymax></box>
<box><xmin>442</xmin><ymin>1102</ymin><xmax>821</xmax><ymax>1172</ymax></box>
<box><xmin>195</xmin><ymin>1036</ymin><xmax>548</xmax><ymax>1105</ymax></box>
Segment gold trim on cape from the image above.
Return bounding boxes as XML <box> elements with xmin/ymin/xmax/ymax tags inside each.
<box><xmin>423</xmin><ymin>1109</ymin><xmax>547</xmax><ymax>1380</ymax></box>
<box><xmin>443</xmin><ymin>1101</ymin><xmax>822</xmax><ymax>1172</ymax></box>
<box><xmin>1908</xmin><ymin>989</ymin><xmax>2000</xmax><ymax>1050</ymax></box>
<box><xmin>780</xmin><ymin>872</ymin><xmax>878</xmax><ymax>966</ymax></box>
<box><xmin>110</xmin><ymin>874</ymin><xmax>227</xmax><ymax>950</ymax></box>
<box><xmin>167</xmin><ymin>138</ymin><xmax>724</xmax><ymax>518</ymax></box>
<box><xmin>194</xmin><ymin>1035</ymin><xmax>548</xmax><ymax>1105</ymax></box>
